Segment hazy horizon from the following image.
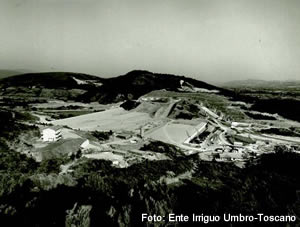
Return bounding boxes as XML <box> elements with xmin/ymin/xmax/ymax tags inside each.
<box><xmin>1</xmin><ymin>0</ymin><xmax>300</xmax><ymax>83</ymax></box>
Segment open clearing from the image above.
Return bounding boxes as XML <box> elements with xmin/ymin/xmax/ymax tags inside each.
<box><xmin>145</xmin><ymin>121</ymin><xmax>200</xmax><ymax>144</ymax></box>
<box><xmin>51</xmin><ymin>107</ymin><xmax>152</xmax><ymax>131</ymax></box>
<box><xmin>83</xmin><ymin>152</ymin><xmax>123</xmax><ymax>161</ymax></box>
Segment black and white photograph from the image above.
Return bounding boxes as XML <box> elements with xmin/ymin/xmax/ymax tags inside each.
<box><xmin>0</xmin><ymin>0</ymin><xmax>300</xmax><ymax>226</ymax></box>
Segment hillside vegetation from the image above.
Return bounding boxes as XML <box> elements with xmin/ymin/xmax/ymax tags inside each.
<box><xmin>0</xmin><ymin>150</ymin><xmax>299</xmax><ymax>226</ymax></box>
<box><xmin>0</xmin><ymin>72</ymin><xmax>103</xmax><ymax>89</ymax></box>
<box><xmin>0</xmin><ymin>70</ymin><xmax>227</xmax><ymax>104</ymax></box>
<box><xmin>0</xmin><ymin>120</ymin><xmax>300</xmax><ymax>227</ymax></box>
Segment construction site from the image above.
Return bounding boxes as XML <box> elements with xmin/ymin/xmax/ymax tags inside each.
<box><xmin>19</xmin><ymin>90</ymin><xmax>299</xmax><ymax>171</ymax></box>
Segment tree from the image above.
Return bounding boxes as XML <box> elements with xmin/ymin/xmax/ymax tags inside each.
<box><xmin>274</xmin><ymin>145</ymin><xmax>289</xmax><ymax>154</ymax></box>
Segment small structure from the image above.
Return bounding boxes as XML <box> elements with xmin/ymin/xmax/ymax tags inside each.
<box><xmin>201</xmin><ymin>106</ymin><xmax>220</xmax><ymax>119</ymax></box>
<box><xmin>140</xmin><ymin>127</ymin><xmax>145</xmax><ymax>138</ymax></box>
<box><xmin>220</xmin><ymin>153</ymin><xmax>244</xmax><ymax>161</ymax></box>
<box><xmin>80</xmin><ymin>139</ymin><xmax>90</xmax><ymax>149</ymax></box>
<box><xmin>80</xmin><ymin>139</ymin><xmax>102</xmax><ymax>153</ymax></box>
<box><xmin>41</xmin><ymin>126</ymin><xmax>62</xmax><ymax>142</ymax></box>
<box><xmin>234</xmin><ymin>141</ymin><xmax>243</xmax><ymax>146</ymax></box>
<box><xmin>112</xmin><ymin>160</ymin><xmax>120</xmax><ymax>166</ymax></box>
<box><xmin>116</xmin><ymin>132</ymin><xmax>132</xmax><ymax>140</ymax></box>
<box><xmin>130</xmin><ymin>139</ymin><xmax>138</xmax><ymax>144</ymax></box>
<box><xmin>140</xmin><ymin>97</ymin><xmax>148</xmax><ymax>101</ymax></box>
<box><xmin>231</xmin><ymin>122</ymin><xmax>251</xmax><ymax>128</ymax></box>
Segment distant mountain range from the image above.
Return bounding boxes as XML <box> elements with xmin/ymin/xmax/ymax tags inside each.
<box><xmin>0</xmin><ymin>70</ymin><xmax>227</xmax><ymax>103</ymax></box>
<box><xmin>222</xmin><ymin>79</ymin><xmax>300</xmax><ymax>88</ymax></box>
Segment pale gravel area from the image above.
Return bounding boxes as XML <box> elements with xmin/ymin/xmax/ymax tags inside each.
<box><xmin>51</xmin><ymin>107</ymin><xmax>152</xmax><ymax>131</ymax></box>
<box><xmin>145</xmin><ymin>122</ymin><xmax>197</xmax><ymax>144</ymax></box>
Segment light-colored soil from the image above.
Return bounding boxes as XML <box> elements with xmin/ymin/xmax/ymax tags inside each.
<box><xmin>145</xmin><ymin>121</ymin><xmax>198</xmax><ymax>144</ymax></box>
<box><xmin>134</xmin><ymin>102</ymin><xmax>161</xmax><ymax>116</ymax></box>
<box><xmin>61</xmin><ymin>128</ymin><xmax>82</xmax><ymax>139</ymax></box>
<box><xmin>51</xmin><ymin>107</ymin><xmax>152</xmax><ymax>131</ymax></box>
<box><xmin>83</xmin><ymin>152</ymin><xmax>123</xmax><ymax>161</ymax></box>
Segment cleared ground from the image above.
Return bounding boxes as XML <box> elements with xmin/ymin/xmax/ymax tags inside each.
<box><xmin>83</xmin><ymin>152</ymin><xmax>124</xmax><ymax>161</ymax></box>
<box><xmin>145</xmin><ymin>121</ymin><xmax>201</xmax><ymax>144</ymax></box>
<box><xmin>51</xmin><ymin>107</ymin><xmax>152</xmax><ymax>131</ymax></box>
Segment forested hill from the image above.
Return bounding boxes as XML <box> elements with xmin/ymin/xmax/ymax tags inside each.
<box><xmin>79</xmin><ymin>70</ymin><xmax>227</xmax><ymax>103</ymax></box>
<box><xmin>0</xmin><ymin>72</ymin><xmax>104</xmax><ymax>89</ymax></box>
<box><xmin>0</xmin><ymin>70</ymin><xmax>228</xmax><ymax>103</ymax></box>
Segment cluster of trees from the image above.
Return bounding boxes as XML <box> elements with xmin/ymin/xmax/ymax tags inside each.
<box><xmin>231</xmin><ymin>92</ymin><xmax>300</xmax><ymax>122</ymax></box>
<box><xmin>120</xmin><ymin>100</ymin><xmax>141</xmax><ymax>110</ymax></box>
<box><xmin>140</xmin><ymin>140</ymin><xmax>185</xmax><ymax>159</ymax></box>
<box><xmin>91</xmin><ymin>130</ymin><xmax>113</xmax><ymax>141</ymax></box>
<box><xmin>250</xmin><ymin>99</ymin><xmax>300</xmax><ymax>122</ymax></box>
<box><xmin>168</xmin><ymin>99</ymin><xmax>202</xmax><ymax>120</ymax></box>
<box><xmin>259</xmin><ymin>127</ymin><xmax>300</xmax><ymax>138</ymax></box>
<box><xmin>2</xmin><ymin>144</ymin><xmax>300</xmax><ymax>226</ymax></box>
<box><xmin>0</xmin><ymin>110</ymin><xmax>39</xmax><ymax>140</ymax></box>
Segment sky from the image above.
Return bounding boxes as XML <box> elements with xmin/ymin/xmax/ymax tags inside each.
<box><xmin>0</xmin><ymin>0</ymin><xmax>300</xmax><ymax>83</ymax></box>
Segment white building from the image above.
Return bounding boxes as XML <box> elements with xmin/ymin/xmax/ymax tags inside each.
<box><xmin>201</xmin><ymin>106</ymin><xmax>219</xmax><ymax>119</ymax></box>
<box><xmin>234</xmin><ymin>141</ymin><xmax>243</xmax><ymax>146</ymax></box>
<box><xmin>41</xmin><ymin>126</ymin><xmax>62</xmax><ymax>142</ymax></box>
<box><xmin>231</xmin><ymin>122</ymin><xmax>251</xmax><ymax>128</ymax></box>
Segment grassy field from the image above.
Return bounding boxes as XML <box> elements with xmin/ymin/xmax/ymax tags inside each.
<box><xmin>36</xmin><ymin>138</ymin><xmax>85</xmax><ymax>160</ymax></box>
